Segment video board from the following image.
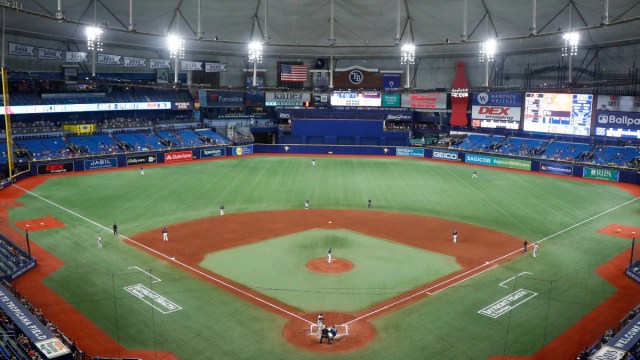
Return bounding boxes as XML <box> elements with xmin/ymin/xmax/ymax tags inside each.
<box><xmin>330</xmin><ymin>91</ymin><xmax>381</xmax><ymax>107</ymax></box>
<box><xmin>471</xmin><ymin>92</ymin><xmax>522</xmax><ymax>129</ymax></box>
<box><xmin>523</xmin><ymin>93</ymin><xmax>593</xmax><ymax>136</ymax></box>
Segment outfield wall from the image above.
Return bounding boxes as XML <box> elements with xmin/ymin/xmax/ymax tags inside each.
<box><xmin>20</xmin><ymin>144</ymin><xmax>640</xmax><ymax>185</ymax></box>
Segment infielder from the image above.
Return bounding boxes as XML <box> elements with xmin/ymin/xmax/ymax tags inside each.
<box><xmin>220</xmin><ymin>204</ymin><xmax>225</xmax><ymax>216</ymax></box>
<box><xmin>162</xmin><ymin>227</ymin><xmax>169</xmax><ymax>241</ymax></box>
<box><xmin>452</xmin><ymin>229</ymin><xmax>458</xmax><ymax>243</ymax></box>
<box><xmin>328</xmin><ymin>247</ymin><xmax>333</xmax><ymax>263</ymax></box>
<box><xmin>305</xmin><ymin>200</ymin><xmax>310</xmax><ymax>210</ymax></box>
<box><xmin>97</xmin><ymin>234</ymin><xmax>103</xmax><ymax>249</ymax></box>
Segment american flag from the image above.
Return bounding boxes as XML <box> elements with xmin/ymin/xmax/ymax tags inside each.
<box><xmin>280</xmin><ymin>64</ymin><xmax>307</xmax><ymax>82</ymax></box>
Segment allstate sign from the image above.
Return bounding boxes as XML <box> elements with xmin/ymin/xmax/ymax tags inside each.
<box><xmin>432</xmin><ymin>150</ymin><xmax>459</xmax><ymax>161</ymax></box>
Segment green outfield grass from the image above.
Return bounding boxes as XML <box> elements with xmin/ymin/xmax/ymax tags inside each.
<box><xmin>200</xmin><ymin>228</ymin><xmax>460</xmax><ymax>313</ymax></box>
<box><xmin>6</xmin><ymin>156</ymin><xmax>640</xmax><ymax>359</ymax></box>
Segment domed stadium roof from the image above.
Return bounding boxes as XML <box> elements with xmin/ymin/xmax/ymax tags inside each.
<box><xmin>2</xmin><ymin>0</ymin><xmax>640</xmax><ymax>59</ymax></box>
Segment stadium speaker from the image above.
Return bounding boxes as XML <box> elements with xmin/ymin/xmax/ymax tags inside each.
<box><xmin>314</xmin><ymin>58</ymin><xmax>327</xmax><ymax>69</ymax></box>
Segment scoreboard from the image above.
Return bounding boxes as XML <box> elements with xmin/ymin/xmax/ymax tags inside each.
<box><xmin>523</xmin><ymin>93</ymin><xmax>593</xmax><ymax>136</ymax></box>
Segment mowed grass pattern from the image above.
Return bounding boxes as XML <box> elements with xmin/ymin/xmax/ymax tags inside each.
<box><xmin>200</xmin><ymin>228</ymin><xmax>460</xmax><ymax>313</ymax></box>
<box><xmin>7</xmin><ymin>156</ymin><xmax>639</xmax><ymax>359</ymax></box>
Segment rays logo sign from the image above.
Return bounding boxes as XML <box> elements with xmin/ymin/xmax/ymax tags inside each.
<box><xmin>349</xmin><ymin>70</ymin><xmax>364</xmax><ymax>85</ymax></box>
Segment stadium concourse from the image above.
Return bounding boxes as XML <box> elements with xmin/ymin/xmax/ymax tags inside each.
<box><xmin>0</xmin><ymin>0</ymin><xmax>639</xmax><ymax>359</ymax></box>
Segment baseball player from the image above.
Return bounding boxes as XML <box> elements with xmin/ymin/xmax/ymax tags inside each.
<box><xmin>305</xmin><ymin>200</ymin><xmax>309</xmax><ymax>210</ymax></box>
<box><xmin>97</xmin><ymin>234</ymin><xmax>103</xmax><ymax>249</ymax></box>
<box><xmin>162</xmin><ymin>227</ymin><xmax>169</xmax><ymax>241</ymax></box>
<box><xmin>452</xmin><ymin>229</ymin><xmax>458</xmax><ymax>243</ymax></box>
<box><xmin>220</xmin><ymin>204</ymin><xmax>225</xmax><ymax>216</ymax></box>
<box><xmin>317</xmin><ymin>313</ymin><xmax>324</xmax><ymax>334</ymax></box>
<box><xmin>140</xmin><ymin>167</ymin><xmax>145</xmax><ymax>175</ymax></box>
<box><xmin>472</xmin><ymin>170</ymin><xmax>478</xmax><ymax>179</ymax></box>
<box><xmin>367</xmin><ymin>199</ymin><xmax>372</xmax><ymax>209</ymax></box>
<box><xmin>113</xmin><ymin>223</ymin><xmax>118</xmax><ymax>236</ymax></box>
<box><xmin>328</xmin><ymin>247</ymin><xmax>333</xmax><ymax>263</ymax></box>
<box><xmin>312</xmin><ymin>159</ymin><xmax>316</xmax><ymax>166</ymax></box>
<box><xmin>533</xmin><ymin>242</ymin><xmax>539</xmax><ymax>257</ymax></box>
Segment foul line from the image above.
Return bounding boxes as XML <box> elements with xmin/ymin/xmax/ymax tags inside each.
<box><xmin>14</xmin><ymin>185</ymin><xmax>314</xmax><ymax>325</ymax></box>
<box><xmin>346</xmin><ymin>196</ymin><xmax>639</xmax><ymax>325</ymax></box>
<box><xmin>498</xmin><ymin>272</ymin><xmax>532</xmax><ymax>288</ymax></box>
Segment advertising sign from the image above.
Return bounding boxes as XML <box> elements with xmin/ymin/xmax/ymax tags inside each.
<box><xmin>265</xmin><ymin>92</ymin><xmax>311</xmax><ymax>107</ymax></box>
<box><xmin>381</xmin><ymin>94</ymin><xmax>401</xmax><ymax>107</ymax></box>
<box><xmin>594</xmin><ymin>111</ymin><xmax>640</xmax><ymax>138</ymax></box>
<box><xmin>164</xmin><ymin>151</ymin><xmax>193</xmax><ymax>163</ymax></box>
<box><xmin>35</xmin><ymin>338</ymin><xmax>72</xmax><ymax>359</ymax></box>
<box><xmin>597</xmin><ymin>95</ymin><xmax>640</xmax><ymax>113</ymax></box>
<box><xmin>539</xmin><ymin>162</ymin><xmax>573</xmax><ymax>176</ymax></box>
<box><xmin>37</xmin><ymin>162</ymin><xmax>74</xmax><ymax>175</ymax></box>
<box><xmin>396</xmin><ymin>147</ymin><xmax>424</xmax><ymax>157</ymax></box>
<box><xmin>232</xmin><ymin>145</ymin><xmax>254</xmax><ymax>156</ymax></box>
<box><xmin>471</xmin><ymin>92</ymin><xmax>522</xmax><ymax>129</ymax></box>
<box><xmin>126</xmin><ymin>154</ymin><xmax>157</xmax><ymax>166</ymax></box>
<box><xmin>202</xmin><ymin>90</ymin><xmax>245</xmax><ymax>108</ymax></box>
<box><xmin>465</xmin><ymin>154</ymin><xmax>531</xmax><ymax>170</ymax></box>
<box><xmin>200</xmin><ymin>148</ymin><xmax>226</xmax><ymax>158</ymax></box>
<box><xmin>382</xmin><ymin>73</ymin><xmax>402</xmax><ymax>90</ymax></box>
<box><xmin>432</xmin><ymin>150</ymin><xmax>459</xmax><ymax>161</ymax></box>
<box><xmin>245</xmin><ymin>92</ymin><xmax>265</xmax><ymax>107</ymax></box>
<box><xmin>313</xmin><ymin>93</ymin><xmax>329</xmax><ymax>106</ymax></box>
<box><xmin>172</xmin><ymin>102</ymin><xmax>193</xmax><ymax>110</ymax></box>
<box><xmin>582</xmin><ymin>167</ymin><xmax>619</xmax><ymax>182</ymax></box>
<box><xmin>84</xmin><ymin>158</ymin><xmax>117</xmax><ymax>171</ymax></box>
<box><xmin>401</xmin><ymin>93</ymin><xmax>447</xmax><ymax>109</ymax></box>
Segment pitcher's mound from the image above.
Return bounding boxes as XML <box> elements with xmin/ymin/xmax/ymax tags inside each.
<box><xmin>306</xmin><ymin>258</ymin><xmax>354</xmax><ymax>274</ymax></box>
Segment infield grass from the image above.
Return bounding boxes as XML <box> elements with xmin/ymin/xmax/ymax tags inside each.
<box><xmin>6</xmin><ymin>155</ymin><xmax>639</xmax><ymax>359</ymax></box>
<box><xmin>200</xmin><ymin>228</ymin><xmax>460</xmax><ymax>313</ymax></box>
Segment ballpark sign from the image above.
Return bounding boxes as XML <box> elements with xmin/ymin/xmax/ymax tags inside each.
<box><xmin>200</xmin><ymin>148</ymin><xmax>225</xmax><ymax>158</ymax></box>
<box><xmin>84</xmin><ymin>158</ymin><xmax>118</xmax><ymax>171</ymax></box>
<box><xmin>37</xmin><ymin>162</ymin><xmax>74</xmax><ymax>175</ymax></box>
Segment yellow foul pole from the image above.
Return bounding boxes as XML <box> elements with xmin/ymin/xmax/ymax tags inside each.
<box><xmin>1</xmin><ymin>67</ymin><xmax>14</xmax><ymax>178</ymax></box>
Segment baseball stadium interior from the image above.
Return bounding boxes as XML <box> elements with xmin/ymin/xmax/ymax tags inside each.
<box><xmin>0</xmin><ymin>1</ymin><xmax>639</xmax><ymax>359</ymax></box>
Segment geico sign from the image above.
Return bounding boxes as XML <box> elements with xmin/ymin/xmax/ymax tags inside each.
<box><xmin>433</xmin><ymin>151</ymin><xmax>458</xmax><ymax>160</ymax></box>
<box><xmin>598</xmin><ymin>114</ymin><xmax>640</xmax><ymax>126</ymax></box>
<box><xmin>478</xmin><ymin>106</ymin><xmax>510</xmax><ymax>115</ymax></box>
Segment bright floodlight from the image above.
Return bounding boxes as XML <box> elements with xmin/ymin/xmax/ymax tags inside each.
<box><xmin>167</xmin><ymin>34</ymin><xmax>185</xmax><ymax>59</ymax></box>
<box><xmin>562</xmin><ymin>31</ymin><xmax>579</xmax><ymax>56</ymax></box>
<box><xmin>479</xmin><ymin>39</ymin><xmax>497</xmax><ymax>62</ymax></box>
<box><xmin>400</xmin><ymin>43</ymin><xmax>415</xmax><ymax>65</ymax></box>
<box><xmin>248</xmin><ymin>41</ymin><xmax>263</xmax><ymax>63</ymax></box>
<box><xmin>86</xmin><ymin>26</ymin><xmax>103</xmax><ymax>52</ymax></box>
